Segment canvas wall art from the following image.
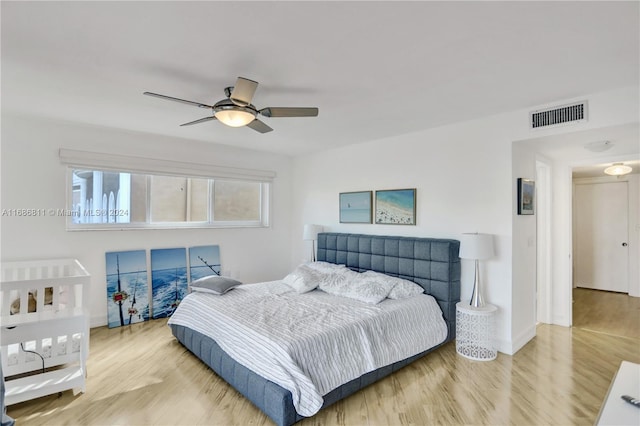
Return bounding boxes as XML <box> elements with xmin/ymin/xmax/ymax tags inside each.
<box><xmin>189</xmin><ymin>245</ymin><xmax>221</xmax><ymax>281</ymax></box>
<box><xmin>375</xmin><ymin>189</ymin><xmax>416</xmax><ymax>225</ymax></box>
<box><xmin>105</xmin><ymin>250</ymin><xmax>149</xmax><ymax>328</ymax></box>
<box><xmin>339</xmin><ymin>191</ymin><xmax>373</xmax><ymax>223</ymax></box>
<box><xmin>151</xmin><ymin>248</ymin><xmax>187</xmax><ymax>318</ymax></box>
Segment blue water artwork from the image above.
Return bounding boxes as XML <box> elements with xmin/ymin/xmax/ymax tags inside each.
<box><xmin>339</xmin><ymin>191</ymin><xmax>372</xmax><ymax>223</ymax></box>
<box><xmin>375</xmin><ymin>188</ymin><xmax>416</xmax><ymax>225</ymax></box>
<box><xmin>151</xmin><ymin>248</ymin><xmax>188</xmax><ymax>319</ymax></box>
<box><xmin>189</xmin><ymin>245</ymin><xmax>221</xmax><ymax>282</ymax></box>
<box><xmin>105</xmin><ymin>250</ymin><xmax>149</xmax><ymax>328</ymax></box>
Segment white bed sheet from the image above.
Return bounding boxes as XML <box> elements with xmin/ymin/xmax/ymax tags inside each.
<box><xmin>168</xmin><ymin>280</ymin><xmax>447</xmax><ymax>417</ymax></box>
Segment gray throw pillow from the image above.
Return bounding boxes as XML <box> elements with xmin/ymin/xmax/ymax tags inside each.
<box><xmin>191</xmin><ymin>275</ymin><xmax>242</xmax><ymax>295</ymax></box>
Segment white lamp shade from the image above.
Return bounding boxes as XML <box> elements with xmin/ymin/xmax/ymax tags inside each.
<box><xmin>303</xmin><ymin>224</ymin><xmax>322</xmax><ymax>241</ymax></box>
<box><xmin>459</xmin><ymin>233</ymin><xmax>495</xmax><ymax>260</ymax></box>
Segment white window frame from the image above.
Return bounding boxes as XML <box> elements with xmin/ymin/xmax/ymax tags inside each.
<box><xmin>61</xmin><ymin>149</ymin><xmax>274</xmax><ymax>231</ymax></box>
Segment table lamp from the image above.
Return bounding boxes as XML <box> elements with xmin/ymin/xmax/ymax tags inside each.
<box><xmin>459</xmin><ymin>233</ymin><xmax>495</xmax><ymax>308</ymax></box>
<box><xmin>303</xmin><ymin>224</ymin><xmax>322</xmax><ymax>262</ymax></box>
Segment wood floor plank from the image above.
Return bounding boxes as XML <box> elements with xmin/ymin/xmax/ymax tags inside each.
<box><xmin>6</xmin><ymin>305</ymin><xmax>640</xmax><ymax>425</ymax></box>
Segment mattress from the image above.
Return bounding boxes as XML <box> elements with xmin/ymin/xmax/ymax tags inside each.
<box><xmin>168</xmin><ymin>280</ymin><xmax>447</xmax><ymax>417</ymax></box>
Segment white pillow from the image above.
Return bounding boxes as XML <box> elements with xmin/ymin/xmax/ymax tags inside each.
<box><xmin>360</xmin><ymin>271</ymin><xmax>424</xmax><ymax>299</ymax></box>
<box><xmin>191</xmin><ymin>275</ymin><xmax>242</xmax><ymax>295</ymax></box>
<box><xmin>319</xmin><ymin>270</ymin><xmax>394</xmax><ymax>304</ymax></box>
<box><xmin>283</xmin><ymin>264</ymin><xmax>323</xmax><ymax>294</ymax></box>
<box><xmin>305</xmin><ymin>261</ymin><xmax>347</xmax><ymax>274</ymax></box>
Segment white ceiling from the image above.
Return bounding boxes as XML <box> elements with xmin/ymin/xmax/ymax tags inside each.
<box><xmin>2</xmin><ymin>1</ymin><xmax>639</xmax><ymax>157</ymax></box>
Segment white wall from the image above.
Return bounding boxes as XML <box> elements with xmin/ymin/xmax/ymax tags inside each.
<box><xmin>511</xmin><ymin>142</ymin><xmax>538</xmax><ymax>351</ymax></box>
<box><xmin>0</xmin><ymin>114</ymin><xmax>293</xmax><ymax>327</ymax></box>
<box><xmin>291</xmin><ymin>86</ymin><xmax>639</xmax><ymax>355</ymax></box>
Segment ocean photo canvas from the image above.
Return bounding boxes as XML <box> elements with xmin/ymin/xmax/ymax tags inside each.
<box><xmin>189</xmin><ymin>245</ymin><xmax>221</xmax><ymax>281</ymax></box>
<box><xmin>105</xmin><ymin>250</ymin><xmax>149</xmax><ymax>328</ymax></box>
<box><xmin>339</xmin><ymin>191</ymin><xmax>372</xmax><ymax>223</ymax></box>
<box><xmin>375</xmin><ymin>189</ymin><xmax>416</xmax><ymax>225</ymax></box>
<box><xmin>151</xmin><ymin>248</ymin><xmax>188</xmax><ymax>319</ymax></box>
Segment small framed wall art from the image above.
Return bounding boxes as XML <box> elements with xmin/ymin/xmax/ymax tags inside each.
<box><xmin>339</xmin><ymin>191</ymin><xmax>373</xmax><ymax>223</ymax></box>
<box><xmin>517</xmin><ymin>178</ymin><xmax>535</xmax><ymax>215</ymax></box>
<box><xmin>375</xmin><ymin>188</ymin><xmax>416</xmax><ymax>225</ymax></box>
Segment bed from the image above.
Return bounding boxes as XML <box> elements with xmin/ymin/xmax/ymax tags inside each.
<box><xmin>169</xmin><ymin>233</ymin><xmax>460</xmax><ymax>425</ymax></box>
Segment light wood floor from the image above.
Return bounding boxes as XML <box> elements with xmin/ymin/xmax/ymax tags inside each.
<box><xmin>572</xmin><ymin>287</ymin><xmax>640</xmax><ymax>339</ymax></box>
<box><xmin>7</xmin><ymin>314</ymin><xmax>640</xmax><ymax>425</ymax></box>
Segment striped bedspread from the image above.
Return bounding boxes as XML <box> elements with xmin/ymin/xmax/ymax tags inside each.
<box><xmin>168</xmin><ymin>281</ymin><xmax>447</xmax><ymax>417</ymax></box>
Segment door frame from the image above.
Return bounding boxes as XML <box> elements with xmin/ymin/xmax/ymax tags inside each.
<box><xmin>536</xmin><ymin>158</ymin><xmax>552</xmax><ymax>324</ymax></box>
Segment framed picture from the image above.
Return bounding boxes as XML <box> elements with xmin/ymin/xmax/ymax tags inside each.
<box><xmin>339</xmin><ymin>191</ymin><xmax>373</xmax><ymax>223</ymax></box>
<box><xmin>517</xmin><ymin>178</ymin><xmax>535</xmax><ymax>215</ymax></box>
<box><xmin>375</xmin><ymin>188</ymin><xmax>416</xmax><ymax>225</ymax></box>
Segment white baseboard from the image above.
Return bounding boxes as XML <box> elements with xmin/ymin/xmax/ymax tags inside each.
<box><xmin>495</xmin><ymin>324</ymin><xmax>537</xmax><ymax>356</ymax></box>
<box><xmin>495</xmin><ymin>338</ymin><xmax>512</xmax><ymax>355</ymax></box>
<box><xmin>511</xmin><ymin>325</ymin><xmax>536</xmax><ymax>354</ymax></box>
<box><xmin>90</xmin><ymin>315</ymin><xmax>107</xmax><ymax>329</ymax></box>
<box><xmin>553</xmin><ymin>314</ymin><xmax>571</xmax><ymax>327</ymax></box>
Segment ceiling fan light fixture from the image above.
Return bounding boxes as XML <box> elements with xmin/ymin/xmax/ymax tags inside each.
<box><xmin>144</xmin><ymin>76</ymin><xmax>319</xmax><ymax>133</ymax></box>
<box><xmin>214</xmin><ymin>107</ymin><xmax>256</xmax><ymax>127</ymax></box>
<box><xmin>604</xmin><ymin>163</ymin><xmax>632</xmax><ymax>176</ymax></box>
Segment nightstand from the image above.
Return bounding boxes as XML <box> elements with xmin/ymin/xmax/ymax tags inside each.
<box><xmin>456</xmin><ymin>301</ymin><xmax>497</xmax><ymax>361</ymax></box>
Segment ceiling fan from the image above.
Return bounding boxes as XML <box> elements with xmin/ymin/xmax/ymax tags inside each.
<box><xmin>144</xmin><ymin>77</ymin><xmax>319</xmax><ymax>133</ymax></box>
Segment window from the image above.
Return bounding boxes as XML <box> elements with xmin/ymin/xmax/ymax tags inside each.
<box><xmin>68</xmin><ymin>168</ymin><xmax>269</xmax><ymax>229</ymax></box>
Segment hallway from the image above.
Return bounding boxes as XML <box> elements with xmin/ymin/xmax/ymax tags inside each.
<box><xmin>573</xmin><ymin>287</ymin><xmax>640</xmax><ymax>339</ymax></box>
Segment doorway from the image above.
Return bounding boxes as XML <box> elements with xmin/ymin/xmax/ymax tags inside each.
<box><xmin>573</xmin><ymin>180</ymin><xmax>629</xmax><ymax>293</ymax></box>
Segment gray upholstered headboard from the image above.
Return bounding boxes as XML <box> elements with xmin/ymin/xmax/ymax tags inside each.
<box><xmin>317</xmin><ymin>232</ymin><xmax>461</xmax><ymax>340</ymax></box>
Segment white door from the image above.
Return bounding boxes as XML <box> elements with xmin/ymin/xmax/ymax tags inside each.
<box><xmin>574</xmin><ymin>181</ymin><xmax>629</xmax><ymax>293</ymax></box>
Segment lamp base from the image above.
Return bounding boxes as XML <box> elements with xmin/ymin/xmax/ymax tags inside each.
<box><xmin>469</xmin><ymin>259</ymin><xmax>485</xmax><ymax>308</ymax></box>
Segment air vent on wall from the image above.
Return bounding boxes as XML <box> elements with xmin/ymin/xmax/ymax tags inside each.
<box><xmin>530</xmin><ymin>101</ymin><xmax>587</xmax><ymax>129</ymax></box>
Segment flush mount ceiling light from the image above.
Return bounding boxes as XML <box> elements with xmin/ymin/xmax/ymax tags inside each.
<box><xmin>584</xmin><ymin>140</ymin><xmax>613</xmax><ymax>152</ymax></box>
<box><xmin>604</xmin><ymin>163</ymin><xmax>632</xmax><ymax>176</ymax></box>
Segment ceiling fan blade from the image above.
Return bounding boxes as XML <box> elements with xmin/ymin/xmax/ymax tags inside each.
<box><xmin>180</xmin><ymin>116</ymin><xmax>217</xmax><ymax>126</ymax></box>
<box><xmin>246</xmin><ymin>118</ymin><xmax>273</xmax><ymax>133</ymax></box>
<box><xmin>144</xmin><ymin>92</ymin><xmax>213</xmax><ymax>109</ymax></box>
<box><xmin>259</xmin><ymin>107</ymin><xmax>319</xmax><ymax>118</ymax></box>
<box><xmin>230</xmin><ymin>77</ymin><xmax>258</xmax><ymax>107</ymax></box>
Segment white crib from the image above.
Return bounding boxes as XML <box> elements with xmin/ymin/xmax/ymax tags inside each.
<box><xmin>0</xmin><ymin>258</ymin><xmax>90</xmax><ymax>405</ymax></box>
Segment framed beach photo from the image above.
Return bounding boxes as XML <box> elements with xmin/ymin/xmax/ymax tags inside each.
<box><xmin>375</xmin><ymin>189</ymin><xmax>416</xmax><ymax>225</ymax></box>
<box><xmin>517</xmin><ymin>178</ymin><xmax>535</xmax><ymax>215</ymax></box>
<box><xmin>340</xmin><ymin>191</ymin><xmax>373</xmax><ymax>223</ymax></box>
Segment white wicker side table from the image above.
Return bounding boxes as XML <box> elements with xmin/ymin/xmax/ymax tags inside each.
<box><xmin>456</xmin><ymin>302</ymin><xmax>497</xmax><ymax>361</ymax></box>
